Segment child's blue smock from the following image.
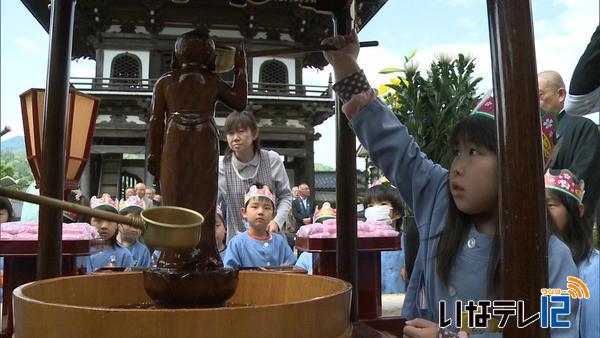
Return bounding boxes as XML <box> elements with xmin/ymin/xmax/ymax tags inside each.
<box><xmin>124</xmin><ymin>240</ymin><xmax>151</xmax><ymax>268</ymax></box>
<box><xmin>579</xmin><ymin>249</ymin><xmax>599</xmax><ymax>338</ymax></box>
<box><xmin>86</xmin><ymin>243</ymin><xmax>134</xmax><ymax>273</ymax></box>
<box><xmin>349</xmin><ymin>97</ymin><xmax>579</xmax><ymax>337</ymax></box>
<box><xmin>224</xmin><ymin>232</ymin><xmax>296</xmax><ymax>269</ymax></box>
<box><xmin>295</xmin><ymin>251</ymin><xmax>314</xmax><ymax>275</ymax></box>
<box><xmin>381</xmin><ymin>250</ymin><xmax>405</xmax><ymax>294</ymax></box>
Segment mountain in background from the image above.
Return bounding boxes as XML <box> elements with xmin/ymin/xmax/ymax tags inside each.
<box><xmin>1</xmin><ymin>136</ymin><xmax>26</xmax><ymax>153</ymax></box>
<box><xmin>314</xmin><ymin>163</ymin><xmax>335</xmax><ymax>172</ymax></box>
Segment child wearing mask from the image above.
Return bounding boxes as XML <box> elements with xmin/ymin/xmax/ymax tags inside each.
<box><xmin>365</xmin><ymin>178</ymin><xmax>406</xmax><ymax>294</ymax></box>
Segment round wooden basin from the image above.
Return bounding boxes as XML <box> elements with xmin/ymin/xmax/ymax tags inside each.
<box><xmin>13</xmin><ymin>271</ymin><xmax>352</xmax><ymax>338</ymax></box>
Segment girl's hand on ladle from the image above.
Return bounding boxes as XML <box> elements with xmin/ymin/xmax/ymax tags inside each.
<box><xmin>321</xmin><ymin>29</ymin><xmax>361</xmax><ymax>82</ymax></box>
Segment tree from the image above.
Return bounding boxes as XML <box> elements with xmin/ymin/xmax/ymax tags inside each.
<box><xmin>379</xmin><ymin>50</ymin><xmax>483</xmax><ymax>168</ymax></box>
<box><xmin>0</xmin><ymin>152</ymin><xmax>34</xmax><ymax>190</ymax></box>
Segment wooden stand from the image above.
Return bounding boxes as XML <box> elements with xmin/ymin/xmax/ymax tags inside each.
<box><xmin>296</xmin><ymin>236</ymin><xmax>405</xmax><ymax>336</ymax></box>
<box><xmin>0</xmin><ymin>239</ymin><xmax>91</xmax><ymax>338</ymax></box>
<box><xmin>12</xmin><ymin>271</ymin><xmax>352</xmax><ymax>338</ymax></box>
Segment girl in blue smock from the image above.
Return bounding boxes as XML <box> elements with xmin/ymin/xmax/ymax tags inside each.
<box><xmin>545</xmin><ymin>169</ymin><xmax>598</xmax><ymax>338</ymax></box>
<box><xmin>117</xmin><ymin>196</ymin><xmax>151</xmax><ymax>267</ymax></box>
<box><xmin>216</xmin><ymin>204</ymin><xmax>227</xmax><ymax>261</ymax></box>
<box><xmin>322</xmin><ymin>31</ymin><xmax>579</xmax><ymax>338</ymax></box>
<box><xmin>87</xmin><ymin>194</ymin><xmax>134</xmax><ymax>273</ymax></box>
<box><xmin>224</xmin><ymin>184</ymin><xmax>296</xmax><ymax>269</ymax></box>
<box><xmin>365</xmin><ymin>180</ymin><xmax>406</xmax><ymax>294</ymax></box>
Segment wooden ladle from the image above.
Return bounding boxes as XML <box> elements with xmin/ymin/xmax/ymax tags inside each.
<box><xmin>0</xmin><ymin>187</ymin><xmax>203</xmax><ymax>251</ymax></box>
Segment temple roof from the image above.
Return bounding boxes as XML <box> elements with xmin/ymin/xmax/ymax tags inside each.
<box><xmin>21</xmin><ymin>0</ymin><xmax>387</xmax><ymax>69</ymax></box>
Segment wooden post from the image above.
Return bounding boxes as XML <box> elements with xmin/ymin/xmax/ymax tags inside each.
<box><xmin>37</xmin><ymin>0</ymin><xmax>78</xmax><ymax>280</ymax></box>
<box><xmin>486</xmin><ymin>1</ymin><xmax>548</xmax><ymax>336</ymax></box>
<box><xmin>333</xmin><ymin>6</ymin><xmax>359</xmax><ymax>322</ymax></box>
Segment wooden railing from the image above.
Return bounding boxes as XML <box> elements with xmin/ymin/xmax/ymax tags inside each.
<box><xmin>70</xmin><ymin>77</ymin><xmax>333</xmax><ymax>99</ymax></box>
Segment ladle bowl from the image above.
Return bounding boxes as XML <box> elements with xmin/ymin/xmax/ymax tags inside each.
<box><xmin>140</xmin><ymin>206</ymin><xmax>204</xmax><ymax>251</ymax></box>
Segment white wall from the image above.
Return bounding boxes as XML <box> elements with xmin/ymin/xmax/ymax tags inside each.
<box><xmin>103</xmin><ymin>50</ymin><xmax>150</xmax><ymax>79</ymax></box>
<box><xmin>252</xmin><ymin>57</ymin><xmax>295</xmax><ymax>84</ymax></box>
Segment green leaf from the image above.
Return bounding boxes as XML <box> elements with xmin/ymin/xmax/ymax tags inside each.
<box><xmin>378</xmin><ymin>67</ymin><xmax>403</xmax><ymax>74</ymax></box>
<box><xmin>407</xmin><ymin>49</ymin><xmax>417</xmax><ymax>60</ymax></box>
<box><xmin>379</xmin><ymin>50</ymin><xmax>482</xmax><ymax>168</ymax></box>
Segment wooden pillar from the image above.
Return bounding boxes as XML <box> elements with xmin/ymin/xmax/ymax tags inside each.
<box><xmin>305</xmin><ymin>131</ymin><xmax>316</xmax><ymax>190</ymax></box>
<box><xmin>486</xmin><ymin>1</ymin><xmax>548</xmax><ymax>337</ymax></box>
<box><xmin>37</xmin><ymin>0</ymin><xmax>77</xmax><ymax>280</ymax></box>
<box><xmin>333</xmin><ymin>6</ymin><xmax>359</xmax><ymax>322</ymax></box>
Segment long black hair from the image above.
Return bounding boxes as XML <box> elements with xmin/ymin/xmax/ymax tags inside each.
<box><xmin>436</xmin><ymin>114</ymin><xmax>499</xmax><ymax>292</ymax></box>
<box><xmin>546</xmin><ymin>182</ymin><xmax>592</xmax><ymax>265</ymax></box>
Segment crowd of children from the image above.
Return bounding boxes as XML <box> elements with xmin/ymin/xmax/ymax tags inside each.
<box><xmin>80</xmin><ymin>194</ymin><xmax>152</xmax><ymax>273</ymax></box>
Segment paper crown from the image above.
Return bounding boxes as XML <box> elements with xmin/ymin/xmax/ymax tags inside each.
<box><xmin>470</xmin><ymin>90</ymin><xmax>559</xmax><ymax>165</ymax></box>
<box><xmin>369</xmin><ymin>176</ymin><xmax>397</xmax><ymax>189</ymax></box>
<box><xmin>471</xmin><ymin>90</ymin><xmax>495</xmax><ymax>120</ymax></box>
<box><xmin>119</xmin><ymin>196</ymin><xmax>145</xmax><ymax>213</ymax></box>
<box><xmin>545</xmin><ymin>169</ymin><xmax>585</xmax><ymax>203</ymax></box>
<box><xmin>63</xmin><ymin>211</ymin><xmax>80</xmax><ymax>222</ymax></box>
<box><xmin>216</xmin><ymin>204</ymin><xmax>224</xmax><ymax>220</ymax></box>
<box><xmin>244</xmin><ymin>185</ymin><xmax>276</xmax><ymax>206</ymax></box>
<box><xmin>313</xmin><ymin>202</ymin><xmax>336</xmax><ymax>223</ymax></box>
<box><xmin>90</xmin><ymin>193</ymin><xmax>119</xmax><ymax>212</ymax></box>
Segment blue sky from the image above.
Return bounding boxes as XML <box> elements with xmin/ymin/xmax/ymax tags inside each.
<box><xmin>1</xmin><ymin>1</ymin><xmax>598</xmax><ymax>168</ymax></box>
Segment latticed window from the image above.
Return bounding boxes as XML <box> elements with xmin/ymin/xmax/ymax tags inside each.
<box><xmin>259</xmin><ymin>60</ymin><xmax>288</xmax><ymax>93</ymax></box>
<box><xmin>111</xmin><ymin>53</ymin><xmax>141</xmax><ymax>87</ymax></box>
<box><xmin>120</xmin><ymin>171</ymin><xmax>141</xmax><ymax>200</ymax></box>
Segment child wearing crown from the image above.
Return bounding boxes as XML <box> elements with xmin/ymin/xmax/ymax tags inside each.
<box><xmin>545</xmin><ymin>169</ymin><xmax>598</xmax><ymax>338</ymax></box>
<box><xmin>223</xmin><ymin>184</ymin><xmax>296</xmax><ymax>269</ymax></box>
<box><xmin>215</xmin><ymin>204</ymin><xmax>227</xmax><ymax>261</ymax></box>
<box><xmin>86</xmin><ymin>194</ymin><xmax>134</xmax><ymax>273</ymax></box>
<box><xmin>117</xmin><ymin>196</ymin><xmax>151</xmax><ymax>267</ymax></box>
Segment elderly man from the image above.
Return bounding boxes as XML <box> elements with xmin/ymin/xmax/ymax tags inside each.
<box><xmin>291</xmin><ymin>183</ymin><xmax>316</xmax><ymax>231</ymax></box>
<box><xmin>145</xmin><ymin>187</ymin><xmax>155</xmax><ymax>200</ymax></box>
<box><xmin>291</xmin><ymin>186</ymin><xmax>299</xmax><ymax>199</ymax></box>
<box><xmin>135</xmin><ymin>182</ymin><xmax>154</xmax><ymax>209</ymax></box>
<box><xmin>539</xmin><ymin>70</ymin><xmax>600</xmax><ymax>225</ymax></box>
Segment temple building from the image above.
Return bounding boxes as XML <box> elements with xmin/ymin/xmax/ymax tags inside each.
<box><xmin>21</xmin><ymin>0</ymin><xmax>387</xmax><ymax>199</ymax></box>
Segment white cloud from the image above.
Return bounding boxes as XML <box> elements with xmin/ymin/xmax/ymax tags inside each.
<box><xmin>308</xmin><ymin>0</ymin><xmax>599</xmax><ymax>168</ymax></box>
<box><xmin>15</xmin><ymin>38</ymin><xmax>45</xmax><ymax>51</ymax></box>
<box><xmin>535</xmin><ymin>0</ymin><xmax>598</xmax><ymax>88</ymax></box>
<box><xmin>70</xmin><ymin>59</ymin><xmax>96</xmax><ymax>78</ymax></box>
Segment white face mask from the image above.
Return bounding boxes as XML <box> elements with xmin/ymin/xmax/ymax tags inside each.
<box><xmin>364</xmin><ymin>205</ymin><xmax>392</xmax><ymax>224</ymax></box>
